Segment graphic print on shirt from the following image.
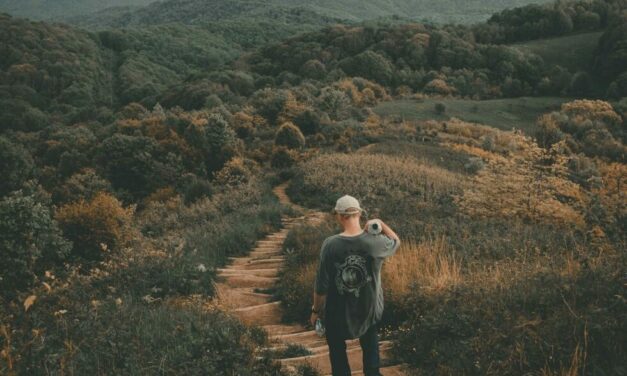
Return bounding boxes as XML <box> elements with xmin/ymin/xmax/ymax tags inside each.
<box><xmin>334</xmin><ymin>253</ymin><xmax>372</xmax><ymax>297</ymax></box>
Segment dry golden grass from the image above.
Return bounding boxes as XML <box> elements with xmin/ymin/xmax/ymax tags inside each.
<box><xmin>382</xmin><ymin>237</ymin><xmax>462</xmax><ymax>299</ymax></box>
<box><xmin>300</xmin><ymin>153</ymin><xmax>467</xmax><ymax>203</ymax></box>
<box><xmin>447</xmin><ymin>132</ymin><xmax>589</xmax><ymax>227</ymax></box>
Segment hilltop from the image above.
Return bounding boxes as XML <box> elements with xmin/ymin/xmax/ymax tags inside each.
<box><xmin>62</xmin><ymin>0</ymin><xmax>554</xmax><ymax>28</ymax></box>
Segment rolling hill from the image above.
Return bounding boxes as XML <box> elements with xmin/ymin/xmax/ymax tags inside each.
<box><xmin>62</xmin><ymin>0</ymin><xmax>554</xmax><ymax>29</ymax></box>
<box><xmin>0</xmin><ymin>0</ymin><xmax>156</xmax><ymax>20</ymax></box>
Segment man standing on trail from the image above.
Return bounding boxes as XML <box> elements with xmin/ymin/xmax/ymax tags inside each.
<box><xmin>310</xmin><ymin>194</ymin><xmax>401</xmax><ymax>376</ymax></box>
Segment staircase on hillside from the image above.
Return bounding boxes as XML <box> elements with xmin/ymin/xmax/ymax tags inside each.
<box><xmin>214</xmin><ymin>182</ymin><xmax>407</xmax><ymax>375</ymax></box>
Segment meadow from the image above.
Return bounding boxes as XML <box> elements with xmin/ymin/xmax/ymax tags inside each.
<box><xmin>373</xmin><ymin>97</ymin><xmax>569</xmax><ymax>134</ymax></box>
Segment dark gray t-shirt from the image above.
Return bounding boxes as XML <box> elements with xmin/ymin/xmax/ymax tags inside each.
<box><xmin>314</xmin><ymin>230</ymin><xmax>400</xmax><ymax>339</ymax></box>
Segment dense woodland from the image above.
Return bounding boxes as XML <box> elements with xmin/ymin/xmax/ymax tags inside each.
<box><xmin>0</xmin><ymin>0</ymin><xmax>625</xmax><ymax>374</ymax></box>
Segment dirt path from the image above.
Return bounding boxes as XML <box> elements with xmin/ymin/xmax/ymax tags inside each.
<box><xmin>215</xmin><ymin>182</ymin><xmax>407</xmax><ymax>375</ymax></box>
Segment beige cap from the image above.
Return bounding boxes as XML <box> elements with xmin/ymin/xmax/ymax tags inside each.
<box><xmin>334</xmin><ymin>194</ymin><xmax>363</xmax><ymax>215</ymax></box>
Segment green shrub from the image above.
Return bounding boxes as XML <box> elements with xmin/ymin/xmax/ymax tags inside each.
<box><xmin>55</xmin><ymin>168</ymin><xmax>112</xmax><ymax>203</ymax></box>
<box><xmin>13</xmin><ymin>298</ymin><xmax>283</xmax><ymax>375</ymax></box>
<box><xmin>275</xmin><ymin>122</ymin><xmax>306</xmax><ymax>150</ymax></box>
<box><xmin>0</xmin><ymin>190</ymin><xmax>71</xmax><ymax>296</ymax></box>
<box><xmin>182</xmin><ymin>175</ymin><xmax>214</xmax><ymax>205</ymax></box>
<box><xmin>55</xmin><ymin>192</ymin><xmax>134</xmax><ymax>261</ymax></box>
<box><xmin>271</xmin><ymin>146</ymin><xmax>299</xmax><ymax>169</ymax></box>
<box><xmin>0</xmin><ymin>137</ymin><xmax>34</xmax><ymax>197</ymax></box>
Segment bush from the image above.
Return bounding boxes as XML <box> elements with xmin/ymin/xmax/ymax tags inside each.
<box><xmin>213</xmin><ymin>157</ymin><xmax>258</xmax><ymax>187</ymax></box>
<box><xmin>13</xmin><ymin>299</ymin><xmax>284</xmax><ymax>375</ymax></box>
<box><xmin>271</xmin><ymin>146</ymin><xmax>299</xmax><ymax>169</ymax></box>
<box><xmin>55</xmin><ymin>168</ymin><xmax>112</xmax><ymax>203</ymax></box>
<box><xmin>182</xmin><ymin>175</ymin><xmax>214</xmax><ymax>205</ymax></box>
<box><xmin>0</xmin><ymin>137</ymin><xmax>34</xmax><ymax>197</ymax></box>
<box><xmin>275</xmin><ymin>121</ymin><xmax>306</xmax><ymax>150</ymax></box>
<box><xmin>0</xmin><ymin>190</ymin><xmax>71</xmax><ymax>296</ymax></box>
<box><xmin>434</xmin><ymin>102</ymin><xmax>446</xmax><ymax>114</ymax></box>
<box><xmin>55</xmin><ymin>192</ymin><xmax>134</xmax><ymax>261</ymax></box>
<box><xmin>97</xmin><ymin>134</ymin><xmax>181</xmax><ymax>200</ymax></box>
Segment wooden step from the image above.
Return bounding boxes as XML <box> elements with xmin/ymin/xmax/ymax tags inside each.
<box><xmin>279</xmin><ymin>341</ymin><xmax>393</xmax><ymax>375</ymax></box>
<box><xmin>214</xmin><ymin>284</ymin><xmax>272</xmax><ymax>309</ymax></box>
<box><xmin>220</xmin><ymin>274</ymin><xmax>278</xmax><ymax>289</ymax></box>
<box><xmin>217</xmin><ymin>268</ymin><xmax>279</xmax><ymax>278</ymax></box>
<box><xmin>233</xmin><ymin>301</ymin><xmax>282</xmax><ymax>326</ymax></box>
<box><xmin>263</xmin><ymin>323</ymin><xmax>307</xmax><ymax>336</ymax></box>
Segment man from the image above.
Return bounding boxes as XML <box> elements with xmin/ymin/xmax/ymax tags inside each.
<box><xmin>310</xmin><ymin>194</ymin><xmax>401</xmax><ymax>376</ymax></box>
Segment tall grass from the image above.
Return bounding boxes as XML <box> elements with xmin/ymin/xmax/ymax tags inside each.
<box><xmin>383</xmin><ymin>237</ymin><xmax>461</xmax><ymax>298</ymax></box>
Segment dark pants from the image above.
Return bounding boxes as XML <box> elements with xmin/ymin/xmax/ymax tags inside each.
<box><xmin>325</xmin><ymin>322</ymin><xmax>381</xmax><ymax>376</ymax></box>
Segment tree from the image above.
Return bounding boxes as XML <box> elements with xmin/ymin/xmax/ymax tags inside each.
<box><xmin>340</xmin><ymin>50</ymin><xmax>394</xmax><ymax>85</ymax></box>
<box><xmin>0</xmin><ymin>190</ymin><xmax>71</xmax><ymax>296</ymax></box>
<box><xmin>96</xmin><ymin>134</ymin><xmax>180</xmax><ymax>199</ymax></box>
<box><xmin>275</xmin><ymin>122</ymin><xmax>305</xmax><ymax>150</ymax></box>
<box><xmin>56</xmin><ymin>192</ymin><xmax>133</xmax><ymax>261</ymax></box>
<box><xmin>0</xmin><ymin>137</ymin><xmax>34</xmax><ymax>197</ymax></box>
<box><xmin>184</xmin><ymin>113</ymin><xmax>239</xmax><ymax>174</ymax></box>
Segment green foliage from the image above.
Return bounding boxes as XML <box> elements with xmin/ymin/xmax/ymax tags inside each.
<box><xmin>55</xmin><ymin>169</ymin><xmax>113</xmax><ymax>204</ymax></box>
<box><xmin>275</xmin><ymin>122</ymin><xmax>306</xmax><ymax>149</ymax></box>
<box><xmin>474</xmin><ymin>0</ymin><xmax>624</xmax><ymax>44</ymax></box>
<box><xmin>182</xmin><ymin>175</ymin><xmax>214</xmax><ymax>205</ymax></box>
<box><xmin>184</xmin><ymin>113</ymin><xmax>239</xmax><ymax>174</ymax></box>
<box><xmin>0</xmin><ymin>136</ymin><xmax>34</xmax><ymax>196</ymax></box>
<box><xmin>271</xmin><ymin>146</ymin><xmax>299</xmax><ymax>169</ymax></box>
<box><xmin>0</xmin><ymin>14</ymin><xmax>112</xmax><ymax>123</ymax></box>
<box><xmin>11</xmin><ymin>299</ymin><xmax>282</xmax><ymax>375</ymax></box>
<box><xmin>340</xmin><ymin>50</ymin><xmax>394</xmax><ymax>85</ymax></box>
<box><xmin>251</xmin><ymin>88</ymin><xmax>289</xmax><ymax>123</ymax></box>
<box><xmin>0</xmin><ymin>190</ymin><xmax>71</xmax><ymax>296</ymax></box>
<box><xmin>55</xmin><ymin>192</ymin><xmax>133</xmax><ymax>262</ymax></box>
<box><xmin>594</xmin><ymin>15</ymin><xmax>627</xmax><ymax>82</ymax></box>
<box><xmin>96</xmin><ymin>134</ymin><xmax>182</xmax><ymax>200</ymax></box>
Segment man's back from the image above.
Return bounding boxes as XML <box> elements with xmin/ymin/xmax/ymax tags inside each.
<box><xmin>314</xmin><ymin>231</ymin><xmax>400</xmax><ymax>339</ymax></box>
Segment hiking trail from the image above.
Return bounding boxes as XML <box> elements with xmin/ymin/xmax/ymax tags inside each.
<box><xmin>214</xmin><ymin>181</ymin><xmax>407</xmax><ymax>375</ymax></box>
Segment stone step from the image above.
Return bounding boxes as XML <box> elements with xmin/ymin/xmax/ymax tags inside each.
<box><xmin>233</xmin><ymin>301</ymin><xmax>283</xmax><ymax>326</ymax></box>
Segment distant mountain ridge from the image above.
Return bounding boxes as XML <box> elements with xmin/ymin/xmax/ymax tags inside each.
<box><xmin>0</xmin><ymin>0</ymin><xmax>156</xmax><ymax>20</ymax></box>
<box><xmin>2</xmin><ymin>0</ymin><xmax>553</xmax><ymax>26</ymax></box>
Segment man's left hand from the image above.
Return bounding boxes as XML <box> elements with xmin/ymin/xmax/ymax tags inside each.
<box><xmin>310</xmin><ymin>312</ymin><xmax>319</xmax><ymax>327</ymax></box>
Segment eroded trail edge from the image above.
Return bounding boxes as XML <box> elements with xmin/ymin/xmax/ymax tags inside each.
<box><xmin>215</xmin><ymin>182</ymin><xmax>406</xmax><ymax>375</ymax></box>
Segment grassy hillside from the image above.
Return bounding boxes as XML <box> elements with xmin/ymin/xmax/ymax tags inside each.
<box><xmin>510</xmin><ymin>31</ymin><xmax>604</xmax><ymax>72</ymax></box>
<box><xmin>373</xmin><ymin>97</ymin><xmax>570</xmax><ymax>134</ymax></box>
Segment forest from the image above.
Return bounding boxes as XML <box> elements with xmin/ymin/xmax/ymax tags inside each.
<box><xmin>0</xmin><ymin>0</ymin><xmax>625</xmax><ymax>374</ymax></box>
